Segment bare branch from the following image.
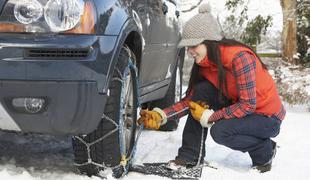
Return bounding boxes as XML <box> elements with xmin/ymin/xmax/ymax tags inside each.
<box><xmin>181</xmin><ymin>0</ymin><xmax>204</xmax><ymax>13</ymax></box>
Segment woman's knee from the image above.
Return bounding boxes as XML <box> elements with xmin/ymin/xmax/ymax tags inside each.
<box><xmin>191</xmin><ymin>81</ymin><xmax>217</xmax><ymax>101</ymax></box>
<box><xmin>210</xmin><ymin>122</ymin><xmax>227</xmax><ymax>144</ymax></box>
<box><xmin>192</xmin><ymin>81</ymin><xmax>214</xmax><ymax>93</ymax></box>
<box><xmin>191</xmin><ymin>81</ymin><xmax>231</xmax><ymax>110</ymax></box>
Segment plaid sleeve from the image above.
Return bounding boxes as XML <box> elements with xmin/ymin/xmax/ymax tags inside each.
<box><xmin>162</xmin><ymin>90</ymin><xmax>193</xmax><ymax>121</ymax></box>
<box><xmin>209</xmin><ymin>52</ymin><xmax>257</xmax><ymax>121</ymax></box>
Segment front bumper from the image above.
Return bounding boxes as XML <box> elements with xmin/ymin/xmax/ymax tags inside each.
<box><xmin>0</xmin><ymin>80</ymin><xmax>107</xmax><ymax>135</ymax></box>
<box><xmin>0</xmin><ymin>33</ymin><xmax>118</xmax><ymax>94</ymax></box>
<box><xmin>0</xmin><ymin>33</ymin><xmax>118</xmax><ymax>135</ymax></box>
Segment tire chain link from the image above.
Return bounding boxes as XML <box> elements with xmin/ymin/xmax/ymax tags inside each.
<box><xmin>73</xmin><ymin>52</ymin><xmax>143</xmax><ymax>177</ymax></box>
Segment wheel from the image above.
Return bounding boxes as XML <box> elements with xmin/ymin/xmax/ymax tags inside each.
<box><xmin>72</xmin><ymin>46</ymin><xmax>138</xmax><ymax>178</ymax></box>
<box><xmin>151</xmin><ymin>54</ymin><xmax>183</xmax><ymax>131</ymax></box>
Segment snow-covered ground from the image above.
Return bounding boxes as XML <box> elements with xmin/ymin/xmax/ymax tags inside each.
<box><xmin>0</xmin><ymin>104</ymin><xmax>310</xmax><ymax>180</ymax></box>
<box><xmin>131</xmin><ymin>108</ymin><xmax>310</xmax><ymax>180</ymax></box>
<box><xmin>1</xmin><ymin>0</ymin><xmax>308</xmax><ymax>179</ymax></box>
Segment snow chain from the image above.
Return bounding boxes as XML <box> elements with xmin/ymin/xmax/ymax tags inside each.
<box><xmin>73</xmin><ymin>52</ymin><xmax>144</xmax><ymax>177</ymax></box>
<box><xmin>73</xmin><ymin>114</ymin><xmax>121</xmax><ymax>169</ymax></box>
<box><xmin>73</xmin><ymin>45</ymin><xmax>207</xmax><ymax>176</ymax></box>
<box><xmin>196</xmin><ymin>127</ymin><xmax>205</xmax><ymax>167</ymax></box>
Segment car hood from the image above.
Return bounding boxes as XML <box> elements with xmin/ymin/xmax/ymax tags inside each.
<box><xmin>0</xmin><ymin>1</ymin><xmax>5</xmax><ymax>13</ymax></box>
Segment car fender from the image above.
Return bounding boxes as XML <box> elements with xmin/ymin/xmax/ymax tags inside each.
<box><xmin>94</xmin><ymin>0</ymin><xmax>144</xmax><ymax>94</ymax></box>
<box><xmin>102</xmin><ymin>18</ymin><xmax>143</xmax><ymax>94</ymax></box>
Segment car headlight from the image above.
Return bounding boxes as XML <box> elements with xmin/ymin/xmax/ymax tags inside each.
<box><xmin>0</xmin><ymin>0</ymin><xmax>96</xmax><ymax>34</ymax></box>
<box><xmin>14</xmin><ymin>0</ymin><xmax>43</xmax><ymax>24</ymax></box>
<box><xmin>44</xmin><ymin>0</ymin><xmax>84</xmax><ymax>32</ymax></box>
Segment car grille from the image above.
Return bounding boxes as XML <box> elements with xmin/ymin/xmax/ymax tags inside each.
<box><xmin>24</xmin><ymin>49</ymin><xmax>90</xmax><ymax>60</ymax></box>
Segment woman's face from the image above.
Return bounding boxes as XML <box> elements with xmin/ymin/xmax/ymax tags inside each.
<box><xmin>187</xmin><ymin>44</ymin><xmax>207</xmax><ymax>64</ymax></box>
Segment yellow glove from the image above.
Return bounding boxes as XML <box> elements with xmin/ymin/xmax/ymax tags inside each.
<box><xmin>188</xmin><ymin>101</ymin><xmax>209</xmax><ymax>121</ymax></box>
<box><xmin>188</xmin><ymin>101</ymin><xmax>214</xmax><ymax>128</ymax></box>
<box><xmin>137</xmin><ymin>108</ymin><xmax>167</xmax><ymax>130</ymax></box>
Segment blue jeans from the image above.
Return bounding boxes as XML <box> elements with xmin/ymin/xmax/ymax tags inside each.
<box><xmin>176</xmin><ymin>80</ymin><xmax>281</xmax><ymax>165</ymax></box>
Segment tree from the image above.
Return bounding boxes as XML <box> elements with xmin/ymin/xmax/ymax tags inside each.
<box><xmin>180</xmin><ymin>0</ymin><xmax>204</xmax><ymax>13</ymax></box>
<box><xmin>280</xmin><ymin>0</ymin><xmax>298</xmax><ymax>64</ymax></box>
<box><xmin>296</xmin><ymin>0</ymin><xmax>310</xmax><ymax>65</ymax></box>
<box><xmin>222</xmin><ymin>0</ymin><xmax>273</xmax><ymax>50</ymax></box>
<box><xmin>261</xmin><ymin>31</ymin><xmax>282</xmax><ymax>54</ymax></box>
<box><xmin>241</xmin><ymin>15</ymin><xmax>272</xmax><ymax>51</ymax></box>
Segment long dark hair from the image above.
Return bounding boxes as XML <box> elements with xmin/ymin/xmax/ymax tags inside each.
<box><xmin>186</xmin><ymin>38</ymin><xmax>267</xmax><ymax>100</ymax></box>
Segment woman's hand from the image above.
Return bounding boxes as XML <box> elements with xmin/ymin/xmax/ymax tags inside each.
<box><xmin>188</xmin><ymin>101</ymin><xmax>208</xmax><ymax>121</ymax></box>
<box><xmin>188</xmin><ymin>101</ymin><xmax>214</xmax><ymax>128</ymax></box>
<box><xmin>138</xmin><ymin>109</ymin><xmax>163</xmax><ymax>130</ymax></box>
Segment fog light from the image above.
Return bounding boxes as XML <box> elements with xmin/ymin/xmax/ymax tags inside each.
<box><xmin>12</xmin><ymin>98</ymin><xmax>45</xmax><ymax>114</ymax></box>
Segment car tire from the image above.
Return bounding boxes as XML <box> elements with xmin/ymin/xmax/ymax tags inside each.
<box><xmin>72</xmin><ymin>46</ymin><xmax>138</xmax><ymax>178</ymax></box>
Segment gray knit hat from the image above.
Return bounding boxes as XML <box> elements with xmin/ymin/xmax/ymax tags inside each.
<box><xmin>178</xmin><ymin>3</ymin><xmax>223</xmax><ymax>47</ymax></box>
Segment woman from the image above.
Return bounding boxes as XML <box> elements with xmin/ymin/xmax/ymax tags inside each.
<box><xmin>138</xmin><ymin>3</ymin><xmax>285</xmax><ymax>173</ymax></box>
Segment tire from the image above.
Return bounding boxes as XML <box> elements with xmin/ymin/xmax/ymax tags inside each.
<box><xmin>151</xmin><ymin>55</ymin><xmax>183</xmax><ymax>131</ymax></box>
<box><xmin>72</xmin><ymin>46</ymin><xmax>138</xmax><ymax>178</ymax></box>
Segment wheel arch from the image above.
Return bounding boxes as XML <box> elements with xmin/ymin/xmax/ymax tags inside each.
<box><xmin>124</xmin><ymin>31</ymin><xmax>143</xmax><ymax>70</ymax></box>
<box><xmin>104</xmin><ymin>18</ymin><xmax>143</xmax><ymax>93</ymax></box>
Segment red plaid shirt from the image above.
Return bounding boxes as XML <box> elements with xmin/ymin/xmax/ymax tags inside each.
<box><xmin>163</xmin><ymin>52</ymin><xmax>286</xmax><ymax>122</ymax></box>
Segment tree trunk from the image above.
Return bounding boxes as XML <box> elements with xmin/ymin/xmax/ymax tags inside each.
<box><xmin>281</xmin><ymin>0</ymin><xmax>297</xmax><ymax>64</ymax></box>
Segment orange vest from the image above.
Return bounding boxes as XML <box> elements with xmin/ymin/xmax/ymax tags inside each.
<box><xmin>198</xmin><ymin>45</ymin><xmax>282</xmax><ymax>117</ymax></box>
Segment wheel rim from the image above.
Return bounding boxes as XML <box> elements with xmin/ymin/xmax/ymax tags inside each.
<box><xmin>120</xmin><ymin>65</ymin><xmax>136</xmax><ymax>158</ymax></box>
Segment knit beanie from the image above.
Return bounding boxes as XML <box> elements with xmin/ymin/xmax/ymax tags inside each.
<box><xmin>178</xmin><ymin>3</ymin><xmax>223</xmax><ymax>47</ymax></box>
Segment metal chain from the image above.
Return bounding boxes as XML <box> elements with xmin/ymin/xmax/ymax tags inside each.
<box><xmin>73</xmin><ymin>56</ymin><xmax>144</xmax><ymax>177</ymax></box>
<box><xmin>73</xmin><ymin>113</ymin><xmax>122</xmax><ymax>170</ymax></box>
<box><xmin>120</xmin><ymin>60</ymin><xmax>144</xmax><ymax>172</ymax></box>
<box><xmin>195</xmin><ymin>127</ymin><xmax>205</xmax><ymax>167</ymax></box>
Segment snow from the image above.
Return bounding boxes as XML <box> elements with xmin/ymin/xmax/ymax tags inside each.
<box><xmin>129</xmin><ymin>110</ymin><xmax>310</xmax><ymax>180</ymax></box>
<box><xmin>277</xmin><ymin>64</ymin><xmax>310</xmax><ymax>98</ymax></box>
<box><xmin>0</xmin><ymin>106</ymin><xmax>310</xmax><ymax>180</ymax></box>
<box><xmin>0</xmin><ymin>0</ymin><xmax>308</xmax><ymax>179</ymax></box>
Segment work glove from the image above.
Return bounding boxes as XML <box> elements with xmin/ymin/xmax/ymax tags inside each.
<box><xmin>188</xmin><ymin>101</ymin><xmax>214</xmax><ymax>128</ymax></box>
<box><xmin>137</xmin><ymin>108</ymin><xmax>167</xmax><ymax>130</ymax></box>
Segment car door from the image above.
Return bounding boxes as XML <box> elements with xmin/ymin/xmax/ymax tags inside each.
<box><xmin>138</xmin><ymin>0</ymin><xmax>170</xmax><ymax>87</ymax></box>
<box><xmin>163</xmin><ymin>0</ymin><xmax>181</xmax><ymax>80</ymax></box>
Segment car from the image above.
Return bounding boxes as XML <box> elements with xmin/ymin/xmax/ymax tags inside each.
<box><xmin>0</xmin><ymin>0</ymin><xmax>185</xmax><ymax>178</ymax></box>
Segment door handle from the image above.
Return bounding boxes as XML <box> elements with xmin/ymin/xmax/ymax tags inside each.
<box><xmin>162</xmin><ymin>2</ymin><xmax>168</xmax><ymax>14</ymax></box>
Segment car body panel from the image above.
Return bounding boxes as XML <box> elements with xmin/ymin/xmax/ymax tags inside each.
<box><xmin>0</xmin><ymin>0</ymin><xmax>182</xmax><ymax>135</ymax></box>
<box><xmin>0</xmin><ymin>81</ymin><xmax>106</xmax><ymax>134</ymax></box>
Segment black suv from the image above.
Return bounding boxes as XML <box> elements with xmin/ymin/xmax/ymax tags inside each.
<box><xmin>0</xmin><ymin>0</ymin><xmax>184</xmax><ymax>177</ymax></box>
